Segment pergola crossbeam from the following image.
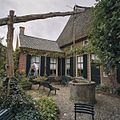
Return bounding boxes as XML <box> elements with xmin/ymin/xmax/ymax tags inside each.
<box><xmin>0</xmin><ymin>11</ymin><xmax>83</xmax><ymax>26</ymax></box>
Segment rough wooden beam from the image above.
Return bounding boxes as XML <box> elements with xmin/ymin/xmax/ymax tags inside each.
<box><xmin>7</xmin><ymin>10</ymin><xmax>14</xmax><ymax>78</ymax></box>
<box><xmin>0</xmin><ymin>11</ymin><xmax>83</xmax><ymax>26</ymax></box>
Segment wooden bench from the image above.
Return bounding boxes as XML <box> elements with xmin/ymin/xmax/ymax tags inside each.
<box><xmin>29</xmin><ymin>78</ymin><xmax>60</xmax><ymax>96</ymax></box>
<box><xmin>39</xmin><ymin>81</ymin><xmax>60</xmax><ymax>96</ymax></box>
<box><xmin>74</xmin><ymin>103</ymin><xmax>95</xmax><ymax>120</ymax></box>
<box><xmin>0</xmin><ymin>109</ymin><xmax>14</xmax><ymax>120</ymax></box>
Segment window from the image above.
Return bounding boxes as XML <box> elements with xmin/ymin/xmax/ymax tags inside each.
<box><xmin>77</xmin><ymin>56</ymin><xmax>83</xmax><ymax>77</ymax></box>
<box><xmin>83</xmin><ymin>40</ymin><xmax>88</xmax><ymax>46</ymax></box>
<box><xmin>50</xmin><ymin>58</ymin><xmax>57</xmax><ymax>75</ymax></box>
<box><xmin>31</xmin><ymin>56</ymin><xmax>40</xmax><ymax>76</ymax></box>
<box><xmin>66</xmin><ymin>58</ymin><xmax>70</xmax><ymax>75</ymax></box>
<box><xmin>103</xmin><ymin>72</ymin><xmax>108</xmax><ymax>77</ymax></box>
<box><xmin>91</xmin><ymin>54</ymin><xmax>98</xmax><ymax>61</ymax></box>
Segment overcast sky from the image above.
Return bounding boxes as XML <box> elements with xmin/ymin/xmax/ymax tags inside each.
<box><xmin>0</xmin><ymin>0</ymin><xmax>96</xmax><ymax>48</ymax></box>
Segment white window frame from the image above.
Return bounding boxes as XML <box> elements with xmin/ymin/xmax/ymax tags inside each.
<box><xmin>31</xmin><ymin>56</ymin><xmax>41</xmax><ymax>76</ymax></box>
<box><xmin>65</xmin><ymin>58</ymin><xmax>70</xmax><ymax>76</ymax></box>
<box><xmin>83</xmin><ymin>40</ymin><xmax>88</xmax><ymax>46</ymax></box>
<box><xmin>50</xmin><ymin>57</ymin><xmax>58</xmax><ymax>76</ymax></box>
<box><xmin>76</xmin><ymin>55</ymin><xmax>83</xmax><ymax>77</ymax></box>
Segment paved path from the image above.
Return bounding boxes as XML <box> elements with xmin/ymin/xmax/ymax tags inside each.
<box><xmin>30</xmin><ymin>85</ymin><xmax>120</xmax><ymax>120</ymax></box>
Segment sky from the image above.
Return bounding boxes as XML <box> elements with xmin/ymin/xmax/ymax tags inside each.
<box><xmin>0</xmin><ymin>0</ymin><xmax>96</xmax><ymax>49</ymax></box>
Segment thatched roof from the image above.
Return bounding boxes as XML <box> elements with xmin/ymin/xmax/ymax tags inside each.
<box><xmin>57</xmin><ymin>6</ymin><xmax>92</xmax><ymax>48</ymax></box>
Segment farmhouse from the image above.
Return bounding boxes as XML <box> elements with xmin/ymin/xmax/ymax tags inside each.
<box><xmin>17</xmin><ymin>5</ymin><xmax>120</xmax><ymax>86</ymax></box>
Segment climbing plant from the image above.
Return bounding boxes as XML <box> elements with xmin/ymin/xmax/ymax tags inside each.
<box><xmin>89</xmin><ymin>0</ymin><xmax>120</xmax><ymax>90</ymax></box>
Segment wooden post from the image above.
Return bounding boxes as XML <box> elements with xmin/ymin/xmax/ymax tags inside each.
<box><xmin>88</xmin><ymin>54</ymin><xmax>91</xmax><ymax>82</ymax></box>
<box><xmin>7</xmin><ymin>10</ymin><xmax>14</xmax><ymax>78</ymax></box>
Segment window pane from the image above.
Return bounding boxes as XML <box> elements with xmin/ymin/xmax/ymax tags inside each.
<box><xmin>80</xmin><ymin>64</ymin><xmax>83</xmax><ymax>69</ymax></box>
<box><xmin>91</xmin><ymin>54</ymin><xmax>95</xmax><ymax>60</ymax></box>
<box><xmin>36</xmin><ymin>57</ymin><xmax>40</xmax><ymax>62</ymax></box>
<box><xmin>67</xmin><ymin>64</ymin><xmax>70</xmax><ymax>69</ymax></box>
<box><xmin>77</xmin><ymin>64</ymin><xmax>80</xmax><ymax>69</ymax></box>
<box><xmin>66</xmin><ymin>58</ymin><xmax>70</xmax><ymax>63</ymax></box>
<box><xmin>80</xmin><ymin>56</ymin><xmax>83</xmax><ymax>62</ymax></box>
<box><xmin>54</xmin><ymin>58</ymin><xmax>56</xmax><ymax>63</ymax></box>
<box><xmin>50</xmin><ymin>58</ymin><xmax>53</xmax><ymax>63</ymax></box>
<box><xmin>50</xmin><ymin>58</ymin><xmax>56</xmax><ymax>63</ymax></box>
<box><xmin>50</xmin><ymin>64</ymin><xmax>53</xmax><ymax>69</ymax></box>
<box><xmin>77</xmin><ymin>57</ymin><xmax>80</xmax><ymax>62</ymax></box>
<box><xmin>31</xmin><ymin>57</ymin><xmax>35</xmax><ymax>63</ymax></box>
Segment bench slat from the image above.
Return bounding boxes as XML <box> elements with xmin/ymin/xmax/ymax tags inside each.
<box><xmin>0</xmin><ymin>109</ymin><xmax>14</xmax><ymax>120</ymax></box>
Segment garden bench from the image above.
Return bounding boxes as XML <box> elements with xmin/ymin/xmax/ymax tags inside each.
<box><xmin>29</xmin><ymin>77</ymin><xmax>60</xmax><ymax>96</ymax></box>
<box><xmin>39</xmin><ymin>81</ymin><xmax>60</xmax><ymax>96</ymax></box>
<box><xmin>29</xmin><ymin>77</ymin><xmax>50</xmax><ymax>89</ymax></box>
<box><xmin>0</xmin><ymin>109</ymin><xmax>14</xmax><ymax>120</ymax></box>
<box><xmin>74</xmin><ymin>103</ymin><xmax>95</xmax><ymax>120</ymax></box>
<box><xmin>59</xmin><ymin>76</ymin><xmax>72</xmax><ymax>86</ymax></box>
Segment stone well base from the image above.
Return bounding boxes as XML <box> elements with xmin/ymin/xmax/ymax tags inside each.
<box><xmin>69</xmin><ymin>80</ymin><xmax>96</xmax><ymax>104</ymax></box>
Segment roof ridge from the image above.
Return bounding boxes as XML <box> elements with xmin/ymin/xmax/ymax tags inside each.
<box><xmin>74</xmin><ymin>5</ymin><xmax>92</xmax><ymax>9</ymax></box>
<box><xmin>20</xmin><ymin>34</ymin><xmax>56</xmax><ymax>43</ymax></box>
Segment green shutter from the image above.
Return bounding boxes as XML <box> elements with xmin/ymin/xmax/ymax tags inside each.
<box><xmin>26</xmin><ymin>54</ymin><xmax>31</xmax><ymax>76</ymax></box>
<box><xmin>41</xmin><ymin>56</ymin><xmax>45</xmax><ymax>76</ymax></box>
<box><xmin>46</xmin><ymin>57</ymin><xmax>50</xmax><ymax>76</ymax></box>
<box><xmin>73</xmin><ymin>56</ymin><xmax>76</xmax><ymax>77</ymax></box>
<box><xmin>62</xmin><ymin>58</ymin><xmax>65</xmax><ymax>75</ymax></box>
<box><xmin>70</xmin><ymin>57</ymin><xmax>73</xmax><ymax>76</ymax></box>
<box><xmin>83</xmin><ymin>54</ymin><xmax>87</xmax><ymax>79</ymax></box>
<box><xmin>117</xmin><ymin>63</ymin><xmax>120</xmax><ymax>83</ymax></box>
<box><xmin>58</xmin><ymin>58</ymin><xmax>61</xmax><ymax>76</ymax></box>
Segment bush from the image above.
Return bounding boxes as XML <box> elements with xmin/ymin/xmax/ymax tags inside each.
<box><xmin>20</xmin><ymin>80</ymin><xmax>32</xmax><ymax>90</ymax></box>
<box><xmin>96</xmin><ymin>85</ymin><xmax>110</xmax><ymax>93</ymax></box>
<box><xmin>19</xmin><ymin>75</ymin><xmax>32</xmax><ymax>90</ymax></box>
<box><xmin>37</xmin><ymin>96</ymin><xmax>59</xmax><ymax>120</ymax></box>
<box><xmin>1</xmin><ymin>77</ymin><xmax>42</xmax><ymax>120</ymax></box>
<box><xmin>115</xmin><ymin>87</ymin><xmax>120</xmax><ymax>96</ymax></box>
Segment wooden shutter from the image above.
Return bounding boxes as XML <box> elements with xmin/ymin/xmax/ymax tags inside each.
<box><xmin>40</xmin><ymin>56</ymin><xmax>45</xmax><ymax>76</ymax></box>
<box><xmin>26</xmin><ymin>54</ymin><xmax>31</xmax><ymax>76</ymax></box>
<box><xmin>58</xmin><ymin>58</ymin><xmax>61</xmax><ymax>76</ymax></box>
<box><xmin>46</xmin><ymin>57</ymin><xmax>50</xmax><ymax>76</ymax></box>
<box><xmin>117</xmin><ymin>63</ymin><xmax>120</xmax><ymax>83</ymax></box>
<box><xmin>73</xmin><ymin>56</ymin><xmax>76</xmax><ymax>77</ymax></box>
<box><xmin>62</xmin><ymin>58</ymin><xmax>65</xmax><ymax>75</ymax></box>
<box><xmin>70</xmin><ymin>57</ymin><xmax>73</xmax><ymax>76</ymax></box>
<box><xmin>83</xmin><ymin>54</ymin><xmax>87</xmax><ymax>79</ymax></box>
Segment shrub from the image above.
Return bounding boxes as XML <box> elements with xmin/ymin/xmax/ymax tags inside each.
<box><xmin>20</xmin><ymin>80</ymin><xmax>32</xmax><ymax>90</ymax></box>
<box><xmin>37</xmin><ymin>96</ymin><xmax>59</xmax><ymax>120</ymax></box>
<box><xmin>19</xmin><ymin>75</ymin><xmax>32</xmax><ymax>90</ymax></box>
<box><xmin>1</xmin><ymin>77</ymin><xmax>42</xmax><ymax>120</ymax></box>
<box><xmin>115</xmin><ymin>87</ymin><xmax>120</xmax><ymax>96</ymax></box>
<box><xmin>96</xmin><ymin>85</ymin><xmax>110</xmax><ymax>93</ymax></box>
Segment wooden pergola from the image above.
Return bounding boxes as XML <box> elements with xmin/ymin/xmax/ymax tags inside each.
<box><xmin>0</xmin><ymin>10</ymin><xmax>83</xmax><ymax>78</ymax></box>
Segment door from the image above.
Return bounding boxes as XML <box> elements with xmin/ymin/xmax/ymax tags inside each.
<box><xmin>117</xmin><ymin>63</ymin><xmax>120</xmax><ymax>83</ymax></box>
<box><xmin>91</xmin><ymin>63</ymin><xmax>101</xmax><ymax>85</ymax></box>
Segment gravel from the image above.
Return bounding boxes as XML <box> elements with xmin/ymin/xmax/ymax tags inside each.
<box><xmin>30</xmin><ymin>85</ymin><xmax>120</xmax><ymax>120</ymax></box>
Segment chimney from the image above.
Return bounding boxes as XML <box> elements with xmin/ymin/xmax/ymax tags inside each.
<box><xmin>19</xmin><ymin>27</ymin><xmax>25</xmax><ymax>35</ymax></box>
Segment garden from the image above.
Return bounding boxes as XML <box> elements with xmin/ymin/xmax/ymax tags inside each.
<box><xmin>0</xmin><ymin>0</ymin><xmax>120</xmax><ymax>119</ymax></box>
